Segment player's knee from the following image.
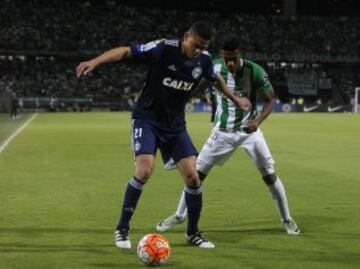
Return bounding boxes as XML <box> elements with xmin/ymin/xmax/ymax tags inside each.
<box><xmin>262</xmin><ymin>173</ymin><xmax>277</xmax><ymax>185</ymax></box>
<box><xmin>135</xmin><ymin>167</ymin><xmax>153</xmax><ymax>183</ymax></box>
<box><xmin>186</xmin><ymin>180</ymin><xmax>200</xmax><ymax>189</ymax></box>
<box><xmin>258</xmin><ymin>162</ymin><xmax>275</xmax><ymax>178</ymax></box>
<box><xmin>184</xmin><ymin>172</ymin><xmax>200</xmax><ymax>188</ymax></box>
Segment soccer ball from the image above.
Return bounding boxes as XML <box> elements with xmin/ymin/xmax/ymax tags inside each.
<box><xmin>137</xmin><ymin>234</ymin><xmax>171</xmax><ymax>266</ymax></box>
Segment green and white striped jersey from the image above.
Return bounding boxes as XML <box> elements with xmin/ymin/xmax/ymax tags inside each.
<box><xmin>212</xmin><ymin>58</ymin><xmax>273</xmax><ymax>132</ymax></box>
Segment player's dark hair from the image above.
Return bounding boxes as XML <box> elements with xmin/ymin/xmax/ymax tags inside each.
<box><xmin>222</xmin><ymin>35</ymin><xmax>241</xmax><ymax>51</ymax></box>
<box><xmin>188</xmin><ymin>21</ymin><xmax>213</xmax><ymax>41</ymax></box>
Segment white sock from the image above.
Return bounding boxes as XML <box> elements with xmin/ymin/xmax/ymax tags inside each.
<box><xmin>175</xmin><ymin>189</ymin><xmax>187</xmax><ymax>219</ymax></box>
<box><xmin>268</xmin><ymin>178</ymin><xmax>291</xmax><ymax>222</ymax></box>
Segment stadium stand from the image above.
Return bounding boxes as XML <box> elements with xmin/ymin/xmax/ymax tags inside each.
<box><xmin>1</xmin><ymin>0</ymin><xmax>359</xmax><ymax>111</ymax></box>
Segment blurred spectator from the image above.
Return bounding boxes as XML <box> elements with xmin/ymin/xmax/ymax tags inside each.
<box><xmin>10</xmin><ymin>91</ymin><xmax>19</xmax><ymax>119</ymax></box>
<box><xmin>120</xmin><ymin>81</ymin><xmax>136</xmax><ymax>110</ymax></box>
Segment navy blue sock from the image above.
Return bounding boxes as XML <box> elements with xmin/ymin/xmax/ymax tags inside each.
<box><xmin>116</xmin><ymin>177</ymin><xmax>144</xmax><ymax>231</ymax></box>
<box><xmin>184</xmin><ymin>186</ymin><xmax>203</xmax><ymax>235</ymax></box>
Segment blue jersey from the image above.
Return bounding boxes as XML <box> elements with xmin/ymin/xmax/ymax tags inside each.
<box><xmin>131</xmin><ymin>39</ymin><xmax>217</xmax><ymax>132</ymax></box>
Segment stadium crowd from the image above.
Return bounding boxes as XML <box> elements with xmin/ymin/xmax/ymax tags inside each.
<box><xmin>1</xmin><ymin>56</ymin><xmax>358</xmax><ymax>105</ymax></box>
<box><xmin>2</xmin><ymin>0</ymin><xmax>360</xmax><ymax>56</ymax></box>
<box><xmin>1</xmin><ymin>0</ymin><xmax>359</xmax><ymax>107</ymax></box>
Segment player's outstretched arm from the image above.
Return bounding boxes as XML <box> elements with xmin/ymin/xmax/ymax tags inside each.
<box><xmin>212</xmin><ymin>74</ymin><xmax>251</xmax><ymax>111</ymax></box>
<box><xmin>76</xmin><ymin>47</ymin><xmax>132</xmax><ymax>78</ymax></box>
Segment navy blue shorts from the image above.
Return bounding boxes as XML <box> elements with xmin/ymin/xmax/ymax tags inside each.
<box><xmin>131</xmin><ymin>119</ymin><xmax>198</xmax><ymax>164</ymax></box>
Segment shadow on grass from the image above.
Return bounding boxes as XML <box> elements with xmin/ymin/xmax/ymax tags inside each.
<box><xmin>89</xmin><ymin>261</ymin><xmax>178</xmax><ymax>268</ymax></box>
<box><xmin>0</xmin><ymin>226</ymin><xmax>178</xmax><ymax>268</ymax></box>
<box><xmin>0</xmin><ymin>227</ymin><xmax>111</xmax><ymax>235</ymax></box>
<box><xmin>0</xmin><ymin>227</ymin><xmax>115</xmax><ymax>254</ymax></box>
<box><xmin>0</xmin><ymin>243</ymin><xmax>113</xmax><ymax>254</ymax></box>
<box><xmin>0</xmin><ymin>227</ymin><xmax>154</xmax><ymax>235</ymax></box>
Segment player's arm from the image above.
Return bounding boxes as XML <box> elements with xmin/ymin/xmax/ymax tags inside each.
<box><xmin>192</xmin><ymin>78</ymin><xmax>210</xmax><ymax>96</ymax></box>
<box><xmin>76</xmin><ymin>47</ymin><xmax>132</xmax><ymax>78</ymax></box>
<box><xmin>245</xmin><ymin>68</ymin><xmax>276</xmax><ymax>133</ymax></box>
<box><xmin>212</xmin><ymin>74</ymin><xmax>251</xmax><ymax>111</ymax></box>
<box><xmin>204</xmin><ymin>91</ymin><xmax>212</xmax><ymax>105</ymax></box>
<box><xmin>246</xmin><ymin>90</ymin><xmax>276</xmax><ymax>133</ymax></box>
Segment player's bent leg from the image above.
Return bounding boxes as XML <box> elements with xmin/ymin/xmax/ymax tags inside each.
<box><xmin>176</xmin><ymin>156</ymin><xmax>215</xmax><ymax>248</ymax></box>
<box><xmin>156</xmin><ymin>170</ymin><xmax>209</xmax><ymax>232</ymax></box>
<box><xmin>244</xmin><ymin>132</ymin><xmax>300</xmax><ymax>235</ymax></box>
<box><xmin>115</xmin><ymin>154</ymin><xmax>155</xmax><ymax>249</ymax></box>
<box><xmin>156</xmin><ymin>213</ymin><xmax>186</xmax><ymax>232</ymax></box>
<box><xmin>176</xmin><ymin>156</ymin><xmax>201</xmax><ymax>236</ymax></box>
<box><xmin>156</xmin><ymin>188</ymin><xmax>187</xmax><ymax>232</ymax></box>
<box><xmin>176</xmin><ymin>155</ymin><xmax>200</xmax><ymax>188</ymax></box>
<box><xmin>196</xmin><ymin>158</ymin><xmax>213</xmax><ymax>180</ymax></box>
<box><xmin>262</xmin><ymin>173</ymin><xmax>300</xmax><ymax>235</ymax></box>
<box><xmin>134</xmin><ymin>154</ymin><xmax>155</xmax><ymax>183</ymax></box>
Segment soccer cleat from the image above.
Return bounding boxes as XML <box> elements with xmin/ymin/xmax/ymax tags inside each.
<box><xmin>156</xmin><ymin>214</ymin><xmax>185</xmax><ymax>232</ymax></box>
<box><xmin>283</xmin><ymin>218</ymin><xmax>300</xmax><ymax>235</ymax></box>
<box><xmin>185</xmin><ymin>231</ymin><xmax>215</xmax><ymax>248</ymax></box>
<box><xmin>164</xmin><ymin>158</ymin><xmax>176</xmax><ymax>171</ymax></box>
<box><xmin>114</xmin><ymin>229</ymin><xmax>131</xmax><ymax>249</ymax></box>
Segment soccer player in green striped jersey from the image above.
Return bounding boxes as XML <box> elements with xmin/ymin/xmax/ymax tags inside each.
<box><xmin>157</xmin><ymin>35</ymin><xmax>300</xmax><ymax>240</ymax></box>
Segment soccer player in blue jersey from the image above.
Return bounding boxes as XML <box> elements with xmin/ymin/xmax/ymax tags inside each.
<box><xmin>76</xmin><ymin>22</ymin><xmax>251</xmax><ymax>249</ymax></box>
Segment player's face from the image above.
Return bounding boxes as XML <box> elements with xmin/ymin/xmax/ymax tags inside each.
<box><xmin>182</xmin><ymin>32</ymin><xmax>211</xmax><ymax>59</ymax></box>
<box><xmin>221</xmin><ymin>49</ymin><xmax>241</xmax><ymax>73</ymax></box>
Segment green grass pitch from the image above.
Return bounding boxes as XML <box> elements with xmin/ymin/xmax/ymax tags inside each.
<box><xmin>0</xmin><ymin>112</ymin><xmax>359</xmax><ymax>269</ymax></box>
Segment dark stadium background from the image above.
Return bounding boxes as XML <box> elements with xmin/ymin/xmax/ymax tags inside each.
<box><xmin>0</xmin><ymin>0</ymin><xmax>359</xmax><ymax>113</ymax></box>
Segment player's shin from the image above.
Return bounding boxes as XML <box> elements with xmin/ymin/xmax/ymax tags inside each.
<box><xmin>184</xmin><ymin>185</ymin><xmax>202</xmax><ymax>235</ymax></box>
<box><xmin>176</xmin><ymin>170</ymin><xmax>207</xmax><ymax>219</ymax></box>
<box><xmin>116</xmin><ymin>176</ymin><xmax>144</xmax><ymax>230</ymax></box>
<box><xmin>263</xmin><ymin>175</ymin><xmax>291</xmax><ymax>222</ymax></box>
<box><xmin>175</xmin><ymin>189</ymin><xmax>187</xmax><ymax>219</ymax></box>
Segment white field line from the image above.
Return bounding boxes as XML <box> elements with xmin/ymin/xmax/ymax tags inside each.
<box><xmin>0</xmin><ymin>113</ymin><xmax>38</xmax><ymax>154</ymax></box>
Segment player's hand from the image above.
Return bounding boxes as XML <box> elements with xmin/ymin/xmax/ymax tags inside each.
<box><xmin>76</xmin><ymin>61</ymin><xmax>97</xmax><ymax>78</ymax></box>
<box><xmin>243</xmin><ymin>119</ymin><xmax>259</xmax><ymax>134</ymax></box>
<box><xmin>234</xmin><ymin>97</ymin><xmax>251</xmax><ymax>112</ymax></box>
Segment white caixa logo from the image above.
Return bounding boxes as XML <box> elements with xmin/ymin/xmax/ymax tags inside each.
<box><xmin>163</xmin><ymin>77</ymin><xmax>194</xmax><ymax>91</ymax></box>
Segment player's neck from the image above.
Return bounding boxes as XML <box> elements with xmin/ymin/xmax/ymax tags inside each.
<box><xmin>180</xmin><ymin>40</ymin><xmax>191</xmax><ymax>59</ymax></box>
<box><xmin>234</xmin><ymin>59</ymin><xmax>244</xmax><ymax>73</ymax></box>
<box><xmin>180</xmin><ymin>41</ymin><xmax>187</xmax><ymax>58</ymax></box>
